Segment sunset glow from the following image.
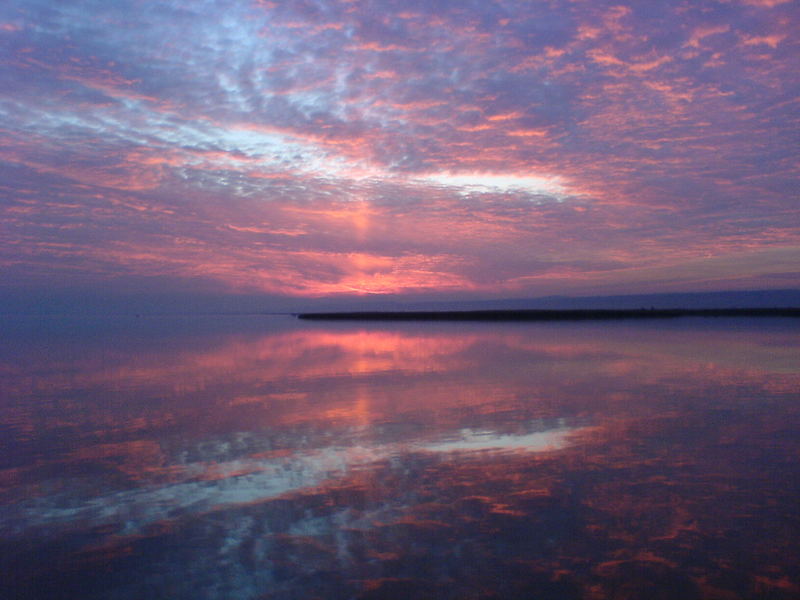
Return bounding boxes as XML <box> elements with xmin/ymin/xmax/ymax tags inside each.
<box><xmin>0</xmin><ymin>0</ymin><xmax>797</xmax><ymax>306</ymax></box>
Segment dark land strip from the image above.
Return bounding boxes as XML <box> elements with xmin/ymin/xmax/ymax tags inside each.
<box><xmin>296</xmin><ymin>308</ymin><xmax>800</xmax><ymax>321</ymax></box>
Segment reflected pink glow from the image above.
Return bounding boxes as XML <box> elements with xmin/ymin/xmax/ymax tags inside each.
<box><xmin>1</xmin><ymin>319</ymin><xmax>799</xmax><ymax>598</ymax></box>
<box><xmin>2</xmin><ymin>321</ymin><xmax>797</xmax><ymax>490</ymax></box>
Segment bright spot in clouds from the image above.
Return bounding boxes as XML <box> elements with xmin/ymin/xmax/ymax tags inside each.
<box><xmin>418</xmin><ymin>172</ymin><xmax>568</xmax><ymax>197</ymax></box>
<box><xmin>0</xmin><ymin>0</ymin><xmax>797</xmax><ymax>302</ymax></box>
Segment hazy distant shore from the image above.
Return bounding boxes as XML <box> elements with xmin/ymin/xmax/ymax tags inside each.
<box><xmin>296</xmin><ymin>308</ymin><xmax>800</xmax><ymax>321</ymax></box>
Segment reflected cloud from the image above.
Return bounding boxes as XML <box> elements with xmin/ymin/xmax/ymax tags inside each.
<box><xmin>1</xmin><ymin>419</ymin><xmax>581</xmax><ymax>539</ymax></box>
<box><xmin>1</xmin><ymin>318</ymin><xmax>799</xmax><ymax>598</ymax></box>
<box><xmin>421</xmin><ymin>424</ymin><xmax>575</xmax><ymax>454</ymax></box>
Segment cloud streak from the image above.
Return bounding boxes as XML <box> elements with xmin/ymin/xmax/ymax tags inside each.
<box><xmin>1</xmin><ymin>0</ymin><xmax>798</xmax><ymax>302</ymax></box>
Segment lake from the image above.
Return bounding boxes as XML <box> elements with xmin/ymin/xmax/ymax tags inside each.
<box><xmin>1</xmin><ymin>315</ymin><xmax>798</xmax><ymax>599</ymax></box>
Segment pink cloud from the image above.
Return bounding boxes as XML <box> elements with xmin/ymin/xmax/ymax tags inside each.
<box><xmin>1</xmin><ymin>0</ymin><xmax>797</xmax><ymax>300</ymax></box>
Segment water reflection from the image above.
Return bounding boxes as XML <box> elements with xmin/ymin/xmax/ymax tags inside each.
<box><xmin>1</xmin><ymin>316</ymin><xmax>798</xmax><ymax>599</ymax></box>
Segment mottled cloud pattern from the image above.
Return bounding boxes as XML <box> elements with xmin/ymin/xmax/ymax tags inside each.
<box><xmin>1</xmin><ymin>0</ymin><xmax>798</xmax><ymax>300</ymax></box>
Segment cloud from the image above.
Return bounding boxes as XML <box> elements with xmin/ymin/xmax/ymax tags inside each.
<box><xmin>0</xmin><ymin>0</ymin><xmax>798</xmax><ymax>301</ymax></box>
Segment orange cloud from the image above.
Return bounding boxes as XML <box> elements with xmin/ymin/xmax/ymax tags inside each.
<box><xmin>685</xmin><ymin>25</ymin><xmax>730</xmax><ymax>48</ymax></box>
<box><xmin>741</xmin><ymin>34</ymin><xmax>786</xmax><ymax>48</ymax></box>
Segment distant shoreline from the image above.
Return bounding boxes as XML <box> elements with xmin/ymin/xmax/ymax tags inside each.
<box><xmin>296</xmin><ymin>308</ymin><xmax>800</xmax><ymax>321</ymax></box>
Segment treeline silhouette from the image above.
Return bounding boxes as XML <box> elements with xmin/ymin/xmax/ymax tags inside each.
<box><xmin>296</xmin><ymin>308</ymin><xmax>800</xmax><ymax>321</ymax></box>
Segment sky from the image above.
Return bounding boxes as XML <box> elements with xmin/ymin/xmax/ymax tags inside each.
<box><xmin>1</xmin><ymin>0</ymin><xmax>798</xmax><ymax>309</ymax></box>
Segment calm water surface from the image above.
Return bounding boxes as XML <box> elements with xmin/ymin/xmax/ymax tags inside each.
<box><xmin>1</xmin><ymin>315</ymin><xmax>798</xmax><ymax>599</ymax></box>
